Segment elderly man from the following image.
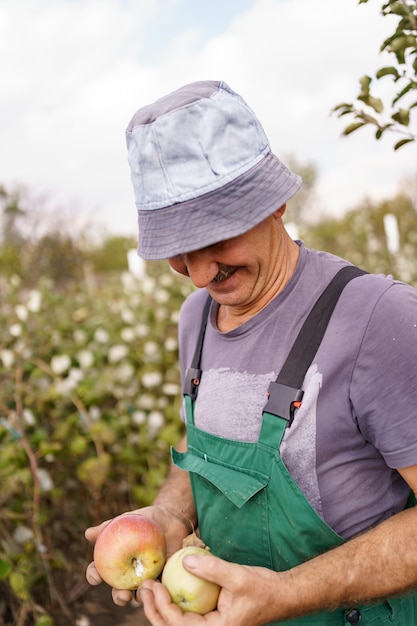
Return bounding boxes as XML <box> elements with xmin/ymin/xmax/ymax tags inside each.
<box><xmin>86</xmin><ymin>81</ymin><xmax>417</xmax><ymax>625</ymax></box>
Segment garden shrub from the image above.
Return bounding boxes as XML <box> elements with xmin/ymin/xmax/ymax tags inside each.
<box><xmin>0</xmin><ymin>264</ymin><xmax>193</xmax><ymax>625</ymax></box>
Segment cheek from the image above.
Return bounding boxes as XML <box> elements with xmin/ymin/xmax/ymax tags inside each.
<box><xmin>168</xmin><ymin>257</ymin><xmax>189</xmax><ymax>276</ymax></box>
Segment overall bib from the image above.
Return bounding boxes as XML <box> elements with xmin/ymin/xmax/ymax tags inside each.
<box><xmin>173</xmin><ymin>267</ymin><xmax>417</xmax><ymax>625</ymax></box>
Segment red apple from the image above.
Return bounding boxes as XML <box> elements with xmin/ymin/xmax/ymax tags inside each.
<box><xmin>93</xmin><ymin>513</ymin><xmax>166</xmax><ymax>590</ymax></box>
<box><xmin>161</xmin><ymin>546</ymin><xmax>220</xmax><ymax>614</ymax></box>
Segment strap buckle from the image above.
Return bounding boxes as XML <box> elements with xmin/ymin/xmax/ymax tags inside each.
<box><xmin>183</xmin><ymin>367</ymin><xmax>202</xmax><ymax>401</ymax></box>
<box><xmin>263</xmin><ymin>381</ymin><xmax>304</xmax><ymax>426</ymax></box>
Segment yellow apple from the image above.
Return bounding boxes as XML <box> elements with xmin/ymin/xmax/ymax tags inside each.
<box><xmin>161</xmin><ymin>546</ymin><xmax>220</xmax><ymax>614</ymax></box>
<box><xmin>93</xmin><ymin>513</ymin><xmax>166</xmax><ymax>590</ymax></box>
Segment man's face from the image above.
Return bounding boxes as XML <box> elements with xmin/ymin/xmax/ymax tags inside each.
<box><xmin>168</xmin><ymin>208</ymin><xmax>295</xmax><ymax>313</ymax></box>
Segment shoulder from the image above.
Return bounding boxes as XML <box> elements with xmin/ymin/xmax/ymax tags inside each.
<box><xmin>179</xmin><ymin>288</ymin><xmax>211</xmax><ymax>326</ymax></box>
<box><xmin>178</xmin><ymin>289</ymin><xmax>212</xmax><ymax>355</ymax></box>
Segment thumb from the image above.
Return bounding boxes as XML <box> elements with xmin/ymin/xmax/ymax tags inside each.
<box><xmin>85</xmin><ymin>518</ymin><xmax>111</xmax><ymax>543</ymax></box>
<box><xmin>183</xmin><ymin>552</ymin><xmax>232</xmax><ymax>586</ymax></box>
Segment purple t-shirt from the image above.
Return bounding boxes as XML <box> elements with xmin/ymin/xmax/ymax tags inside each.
<box><xmin>178</xmin><ymin>242</ymin><xmax>417</xmax><ymax>539</ymax></box>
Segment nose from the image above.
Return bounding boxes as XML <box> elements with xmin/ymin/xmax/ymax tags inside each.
<box><xmin>182</xmin><ymin>249</ymin><xmax>219</xmax><ymax>288</ymax></box>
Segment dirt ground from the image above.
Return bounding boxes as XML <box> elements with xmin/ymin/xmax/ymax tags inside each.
<box><xmin>73</xmin><ymin>583</ymin><xmax>150</xmax><ymax>626</ymax></box>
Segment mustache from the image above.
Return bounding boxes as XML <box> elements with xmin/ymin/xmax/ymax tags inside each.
<box><xmin>211</xmin><ymin>265</ymin><xmax>239</xmax><ymax>283</ymax></box>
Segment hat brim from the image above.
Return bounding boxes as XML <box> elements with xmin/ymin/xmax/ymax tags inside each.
<box><xmin>137</xmin><ymin>152</ymin><xmax>301</xmax><ymax>260</ymax></box>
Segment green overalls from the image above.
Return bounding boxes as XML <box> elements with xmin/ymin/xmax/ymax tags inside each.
<box><xmin>173</xmin><ymin>267</ymin><xmax>417</xmax><ymax>625</ymax></box>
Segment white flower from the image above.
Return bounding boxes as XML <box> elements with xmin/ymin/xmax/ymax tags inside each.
<box><xmin>162</xmin><ymin>383</ymin><xmax>180</xmax><ymax>396</ymax></box>
<box><xmin>51</xmin><ymin>354</ymin><xmax>71</xmax><ymax>375</ymax></box>
<box><xmin>9</xmin><ymin>323</ymin><xmax>22</xmax><ymax>337</ymax></box>
<box><xmin>159</xmin><ymin>273</ymin><xmax>174</xmax><ymax>287</ymax></box>
<box><xmin>94</xmin><ymin>328</ymin><xmax>110</xmax><ymax>344</ymax></box>
<box><xmin>0</xmin><ymin>349</ymin><xmax>14</xmax><ymax>368</ymax></box>
<box><xmin>27</xmin><ymin>290</ymin><xmax>42</xmax><ymax>312</ymax></box>
<box><xmin>135</xmin><ymin>323</ymin><xmax>149</xmax><ymax>338</ymax></box>
<box><xmin>10</xmin><ymin>275</ymin><xmax>21</xmax><ymax>287</ymax></box>
<box><xmin>155</xmin><ymin>289</ymin><xmax>169</xmax><ymax>303</ymax></box>
<box><xmin>142</xmin><ymin>371</ymin><xmax>163</xmax><ymax>388</ymax></box>
<box><xmin>141</xmin><ymin>277</ymin><xmax>156</xmax><ymax>294</ymax></box>
<box><xmin>68</xmin><ymin>368</ymin><xmax>83</xmax><ymax>384</ymax></box>
<box><xmin>108</xmin><ymin>344</ymin><xmax>128</xmax><ymax>363</ymax></box>
<box><xmin>15</xmin><ymin>304</ymin><xmax>28</xmax><ymax>321</ymax></box>
<box><xmin>144</xmin><ymin>341</ymin><xmax>159</xmax><ymax>357</ymax></box>
<box><xmin>55</xmin><ymin>368</ymin><xmax>83</xmax><ymax>393</ymax></box>
<box><xmin>121</xmin><ymin>271</ymin><xmax>137</xmax><ymax>292</ymax></box>
<box><xmin>115</xmin><ymin>362</ymin><xmax>134</xmax><ymax>382</ymax></box>
<box><xmin>120</xmin><ymin>327</ymin><xmax>135</xmax><ymax>342</ymax></box>
<box><xmin>89</xmin><ymin>406</ymin><xmax>101</xmax><ymax>421</ymax></box>
<box><xmin>164</xmin><ymin>337</ymin><xmax>178</xmax><ymax>352</ymax></box>
<box><xmin>121</xmin><ymin>308</ymin><xmax>135</xmax><ymax>324</ymax></box>
<box><xmin>74</xmin><ymin>329</ymin><xmax>87</xmax><ymax>344</ymax></box>
<box><xmin>127</xmin><ymin>250</ymin><xmax>146</xmax><ymax>280</ymax></box>
<box><xmin>138</xmin><ymin>394</ymin><xmax>155</xmax><ymax>410</ymax></box>
<box><xmin>13</xmin><ymin>525</ymin><xmax>34</xmax><ymax>544</ymax></box>
<box><xmin>132</xmin><ymin>410</ymin><xmax>146</xmax><ymax>425</ymax></box>
<box><xmin>148</xmin><ymin>410</ymin><xmax>165</xmax><ymax>435</ymax></box>
<box><xmin>77</xmin><ymin>350</ymin><xmax>94</xmax><ymax>369</ymax></box>
<box><xmin>36</xmin><ymin>468</ymin><xmax>53</xmax><ymax>492</ymax></box>
<box><xmin>23</xmin><ymin>409</ymin><xmax>36</xmax><ymax>426</ymax></box>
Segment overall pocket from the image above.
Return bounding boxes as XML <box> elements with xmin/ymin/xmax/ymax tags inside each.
<box><xmin>172</xmin><ymin>445</ymin><xmax>273</xmax><ymax>567</ymax></box>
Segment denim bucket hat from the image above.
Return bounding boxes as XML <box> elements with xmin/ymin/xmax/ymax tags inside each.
<box><xmin>126</xmin><ymin>80</ymin><xmax>302</xmax><ymax>260</ymax></box>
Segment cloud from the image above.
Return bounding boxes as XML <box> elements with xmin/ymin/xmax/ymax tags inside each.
<box><xmin>0</xmin><ymin>0</ymin><xmax>415</xmax><ymax>237</ymax></box>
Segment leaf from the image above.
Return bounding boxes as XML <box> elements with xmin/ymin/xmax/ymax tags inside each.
<box><xmin>76</xmin><ymin>453</ymin><xmax>112</xmax><ymax>491</ymax></box>
<box><xmin>392</xmin><ymin>82</ymin><xmax>416</xmax><ymax>106</ymax></box>
<box><xmin>376</xmin><ymin>66</ymin><xmax>400</xmax><ymax>80</ymax></box>
<box><xmin>182</xmin><ymin>532</ymin><xmax>206</xmax><ymax>549</ymax></box>
<box><xmin>35</xmin><ymin>616</ymin><xmax>53</xmax><ymax>626</ymax></box>
<box><xmin>387</xmin><ymin>2</ymin><xmax>410</xmax><ymax>17</ymax></box>
<box><xmin>359</xmin><ymin>75</ymin><xmax>372</xmax><ymax>96</ymax></box>
<box><xmin>394</xmin><ymin>138</ymin><xmax>415</xmax><ymax>150</ymax></box>
<box><xmin>10</xmin><ymin>571</ymin><xmax>31</xmax><ymax>600</ymax></box>
<box><xmin>368</xmin><ymin>96</ymin><xmax>384</xmax><ymax>113</ymax></box>
<box><xmin>332</xmin><ymin>102</ymin><xmax>353</xmax><ymax>114</ymax></box>
<box><xmin>0</xmin><ymin>558</ymin><xmax>12</xmax><ymax>580</ymax></box>
<box><xmin>389</xmin><ymin>34</ymin><xmax>414</xmax><ymax>53</ymax></box>
<box><xmin>342</xmin><ymin>122</ymin><xmax>368</xmax><ymax>136</ymax></box>
<box><xmin>392</xmin><ymin>108</ymin><xmax>410</xmax><ymax>126</ymax></box>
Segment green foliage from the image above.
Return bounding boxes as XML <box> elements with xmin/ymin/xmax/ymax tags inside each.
<box><xmin>0</xmin><ymin>185</ymin><xmax>139</xmax><ymax>287</ymax></box>
<box><xmin>0</xmin><ymin>264</ymin><xmax>193</xmax><ymax>624</ymax></box>
<box><xmin>301</xmin><ymin>190</ymin><xmax>417</xmax><ymax>284</ymax></box>
<box><xmin>333</xmin><ymin>0</ymin><xmax>417</xmax><ymax>149</ymax></box>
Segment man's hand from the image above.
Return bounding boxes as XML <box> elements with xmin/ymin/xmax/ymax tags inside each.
<box><xmin>139</xmin><ymin>552</ymin><xmax>280</xmax><ymax>626</ymax></box>
<box><xmin>85</xmin><ymin>504</ymin><xmax>191</xmax><ymax>606</ymax></box>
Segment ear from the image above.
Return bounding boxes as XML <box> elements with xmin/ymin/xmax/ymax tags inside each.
<box><xmin>272</xmin><ymin>204</ymin><xmax>287</xmax><ymax>219</ymax></box>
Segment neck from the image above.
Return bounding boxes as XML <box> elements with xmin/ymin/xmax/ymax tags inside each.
<box><xmin>216</xmin><ymin>237</ymin><xmax>299</xmax><ymax>332</ymax></box>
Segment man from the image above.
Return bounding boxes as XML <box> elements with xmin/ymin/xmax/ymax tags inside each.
<box><xmin>86</xmin><ymin>80</ymin><xmax>417</xmax><ymax>625</ymax></box>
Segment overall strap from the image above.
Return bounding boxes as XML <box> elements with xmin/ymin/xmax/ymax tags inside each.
<box><xmin>183</xmin><ymin>293</ymin><xmax>212</xmax><ymax>400</ymax></box>
<box><xmin>263</xmin><ymin>265</ymin><xmax>367</xmax><ymax>426</ymax></box>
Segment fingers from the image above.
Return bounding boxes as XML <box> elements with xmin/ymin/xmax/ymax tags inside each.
<box><xmin>86</xmin><ymin>561</ymin><xmax>102</xmax><ymax>586</ymax></box>
<box><xmin>140</xmin><ymin>580</ymin><xmax>193</xmax><ymax>626</ymax></box>
<box><xmin>112</xmin><ymin>587</ymin><xmax>135</xmax><ymax>606</ymax></box>
<box><xmin>183</xmin><ymin>552</ymin><xmax>229</xmax><ymax>587</ymax></box>
<box><xmin>84</xmin><ymin>518</ymin><xmax>111</xmax><ymax>543</ymax></box>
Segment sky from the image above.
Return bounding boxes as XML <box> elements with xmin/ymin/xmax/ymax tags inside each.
<box><xmin>1</xmin><ymin>0</ymin><xmax>416</xmax><ymax>238</ymax></box>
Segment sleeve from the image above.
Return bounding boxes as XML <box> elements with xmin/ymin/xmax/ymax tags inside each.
<box><xmin>352</xmin><ymin>281</ymin><xmax>417</xmax><ymax>469</ymax></box>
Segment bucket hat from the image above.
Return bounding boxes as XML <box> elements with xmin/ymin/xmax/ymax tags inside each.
<box><xmin>126</xmin><ymin>80</ymin><xmax>301</xmax><ymax>260</ymax></box>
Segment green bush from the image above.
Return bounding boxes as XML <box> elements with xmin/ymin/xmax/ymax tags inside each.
<box><xmin>0</xmin><ymin>265</ymin><xmax>193</xmax><ymax>625</ymax></box>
